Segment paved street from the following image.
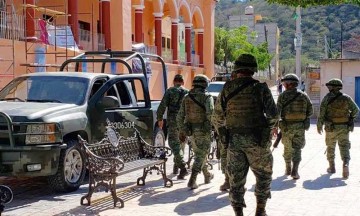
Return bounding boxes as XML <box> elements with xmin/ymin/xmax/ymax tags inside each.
<box><xmin>1</xmin><ymin>87</ymin><xmax>360</xmax><ymax>216</ymax></box>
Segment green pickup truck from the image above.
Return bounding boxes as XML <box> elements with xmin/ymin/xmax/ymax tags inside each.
<box><xmin>0</xmin><ymin>51</ymin><xmax>168</xmax><ymax>192</ymax></box>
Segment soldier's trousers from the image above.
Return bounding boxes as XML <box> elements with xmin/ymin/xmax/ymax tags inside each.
<box><xmin>167</xmin><ymin>124</ymin><xmax>186</xmax><ymax>169</ymax></box>
<box><xmin>190</xmin><ymin>128</ymin><xmax>211</xmax><ymax>174</ymax></box>
<box><xmin>227</xmin><ymin>133</ymin><xmax>273</xmax><ymax>208</ymax></box>
<box><xmin>219</xmin><ymin>141</ymin><xmax>228</xmax><ymax>176</ymax></box>
<box><xmin>282</xmin><ymin>129</ymin><xmax>305</xmax><ymax>163</ymax></box>
<box><xmin>325</xmin><ymin>127</ymin><xmax>351</xmax><ymax>163</ymax></box>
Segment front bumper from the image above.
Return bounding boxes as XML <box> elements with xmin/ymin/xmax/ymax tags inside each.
<box><xmin>0</xmin><ymin>143</ymin><xmax>67</xmax><ymax>177</ymax></box>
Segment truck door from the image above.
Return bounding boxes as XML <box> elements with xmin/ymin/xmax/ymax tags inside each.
<box><xmin>88</xmin><ymin>76</ymin><xmax>154</xmax><ymax>144</ymax></box>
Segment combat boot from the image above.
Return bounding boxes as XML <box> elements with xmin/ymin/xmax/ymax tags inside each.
<box><xmin>255</xmin><ymin>203</ymin><xmax>268</xmax><ymax>216</ymax></box>
<box><xmin>232</xmin><ymin>206</ymin><xmax>243</xmax><ymax>216</ymax></box>
<box><xmin>285</xmin><ymin>162</ymin><xmax>291</xmax><ymax>175</ymax></box>
<box><xmin>173</xmin><ymin>164</ymin><xmax>179</xmax><ymax>175</ymax></box>
<box><xmin>327</xmin><ymin>161</ymin><xmax>336</xmax><ymax>173</ymax></box>
<box><xmin>204</xmin><ymin>172</ymin><xmax>214</xmax><ymax>184</ymax></box>
<box><xmin>177</xmin><ymin>167</ymin><xmax>188</xmax><ymax>180</ymax></box>
<box><xmin>342</xmin><ymin>161</ymin><xmax>349</xmax><ymax>179</ymax></box>
<box><xmin>291</xmin><ymin>161</ymin><xmax>300</xmax><ymax>180</ymax></box>
<box><xmin>187</xmin><ymin>172</ymin><xmax>198</xmax><ymax>189</ymax></box>
<box><xmin>219</xmin><ymin>175</ymin><xmax>230</xmax><ymax>191</ymax></box>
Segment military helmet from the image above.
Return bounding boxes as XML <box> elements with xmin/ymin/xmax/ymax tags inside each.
<box><xmin>192</xmin><ymin>74</ymin><xmax>209</xmax><ymax>88</ymax></box>
<box><xmin>326</xmin><ymin>78</ymin><xmax>343</xmax><ymax>88</ymax></box>
<box><xmin>174</xmin><ymin>74</ymin><xmax>184</xmax><ymax>82</ymax></box>
<box><xmin>232</xmin><ymin>54</ymin><xmax>258</xmax><ymax>73</ymax></box>
<box><xmin>281</xmin><ymin>73</ymin><xmax>299</xmax><ymax>83</ymax></box>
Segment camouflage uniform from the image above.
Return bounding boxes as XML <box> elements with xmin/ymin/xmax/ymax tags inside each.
<box><xmin>212</xmin><ymin>54</ymin><xmax>278</xmax><ymax>216</ymax></box>
<box><xmin>317</xmin><ymin>78</ymin><xmax>359</xmax><ymax>178</ymax></box>
<box><xmin>277</xmin><ymin>74</ymin><xmax>313</xmax><ymax>179</ymax></box>
<box><xmin>177</xmin><ymin>74</ymin><xmax>214</xmax><ymax>189</ymax></box>
<box><xmin>157</xmin><ymin>75</ymin><xmax>188</xmax><ymax>176</ymax></box>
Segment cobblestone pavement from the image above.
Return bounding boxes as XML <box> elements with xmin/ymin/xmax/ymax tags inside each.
<box><xmin>2</xmin><ymin>87</ymin><xmax>360</xmax><ymax>216</ymax></box>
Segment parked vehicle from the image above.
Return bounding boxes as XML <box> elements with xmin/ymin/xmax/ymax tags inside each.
<box><xmin>0</xmin><ymin>51</ymin><xmax>168</xmax><ymax>192</ymax></box>
<box><xmin>207</xmin><ymin>81</ymin><xmax>226</xmax><ymax>102</ymax></box>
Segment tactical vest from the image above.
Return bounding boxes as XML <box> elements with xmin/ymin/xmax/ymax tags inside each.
<box><xmin>168</xmin><ymin>88</ymin><xmax>186</xmax><ymax>114</ymax></box>
<box><xmin>326</xmin><ymin>95</ymin><xmax>349</xmax><ymax>123</ymax></box>
<box><xmin>282</xmin><ymin>93</ymin><xmax>307</xmax><ymax>121</ymax></box>
<box><xmin>225</xmin><ymin>84</ymin><xmax>266</xmax><ymax>128</ymax></box>
<box><xmin>184</xmin><ymin>94</ymin><xmax>207</xmax><ymax>124</ymax></box>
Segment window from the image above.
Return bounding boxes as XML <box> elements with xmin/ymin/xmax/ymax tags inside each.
<box><xmin>130</xmin><ymin>79</ymin><xmax>146</xmax><ymax>108</ymax></box>
<box><xmin>167</xmin><ymin>38</ymin><xmax>171</xmax><ymax>49</ymax></box>
<box><xmin>162</xmin><ymin>37</ymin><xmax>166</xmax><ymax>48</ymax></box>
<box><xmin>115</xmin><ymin>81</ymin><xmax>131</xmax><ymax>106</ymax></box>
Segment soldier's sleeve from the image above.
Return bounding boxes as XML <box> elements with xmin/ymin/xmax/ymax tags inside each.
<box><xmin>262</xmin><ymin>84</ymin><xmax>279</xmax><ymax>128</ymax></box>
<box><xmin>176</xmin><ymin>98</ymin><xmax>186</xmax><ymax>132</ymax></box>
<box><xmin>348</xmin><ymin>96</ymin><xmax>360</xmax><ymax>119</ymax></box>
<box><xmin>305</xmin><ymin>93</ymin><xmax>314</xmax><ymax>118</ymax></box>
<box><xmin>156</xmin><ymin>90</ymin><xmax>169</xmax><ymax>121</ymax></box>
<box><xmin>205</xmin><ymin>95</ymin><xmax>214</xmax><ymax>122</ymax></box>
<box><xmin>317</xmin><ymin>96</ymin><xmax>327</xmax><ymax>129</ymax></box>
<box><xmin>276</xmin><ymin>93</ymin><xmax>283</xmax><ymax>117</ymax></box>
<box><xmin>211</xmin><ymin>90</ymin><xmax>226</xmax><ymax>131</ymax></box>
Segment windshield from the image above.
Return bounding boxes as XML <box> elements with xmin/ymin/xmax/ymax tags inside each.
<box><xmin>0</xmin><ymin>76</ymin><xmax>89</xmax><ymax>105</ymax></box>
<box><xmin>207</xmin><ymin>83</ymin><xmax>225</xmax><ymax>93</ymax></box>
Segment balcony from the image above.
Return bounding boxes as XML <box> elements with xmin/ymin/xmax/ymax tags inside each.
<box><xmin>0</xmin><ymin>10</ymin><xmax>25</xmax><ymax>40</ymax></box>
<box><xmin>78</xmin><ymin>29</ymin><xmax>105</xmax><ymax>51</ymax></box>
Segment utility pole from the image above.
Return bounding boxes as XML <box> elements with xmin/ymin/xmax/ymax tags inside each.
<box><xmin>295</xmin><ymin>6</ymin><xmax>302</xmax><ymax>82</ymax></box>
<box><xmin>264</xmin><ymin>24</ymin><xmax>271</xmax><ymax>80</ymax></box>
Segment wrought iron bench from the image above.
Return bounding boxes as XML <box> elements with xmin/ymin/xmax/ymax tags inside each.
<box><xmin>78</xmin><ymin>127</ymin><xmax>173</xmax><ymax>208</ymax></box>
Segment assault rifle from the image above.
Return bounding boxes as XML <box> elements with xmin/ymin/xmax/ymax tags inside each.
<box><xmin>272</xmin><ymin>131</ymin><xmax>282</xmax><ymax>152</ymax></box>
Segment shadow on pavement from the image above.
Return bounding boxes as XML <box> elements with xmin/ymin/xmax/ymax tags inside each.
<box><xmin>174</xmin><ymin>192</ymin><xmax>230</xmax><ymax>215</ymax></box>
<box><xmin>270</xmin><ymin>175</ymin><xmax>296</xmax><ymax>191</ymax></box>
<box><xmin>138</xmin><ymin>185</ymin><xmax>210</xmax><ymax>206</ymax></box>
<box><xmin>302</xmin><ymin>174</ymin><xmax>347</xmax><ymax>190</ymax></box>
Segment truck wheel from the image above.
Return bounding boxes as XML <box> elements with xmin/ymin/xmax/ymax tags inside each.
<box><xmin>153</xmin><ymin>127</ymin><xmax>165</xmax><ymax>147</ymax></box>
<box><xmin>48</xmin><ymin>140</ymin><xmax>86</xmax><ymax>192</ymax></box>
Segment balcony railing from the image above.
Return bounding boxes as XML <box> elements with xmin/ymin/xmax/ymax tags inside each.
<box><xmin>0</xmin><ymin>10</ymin><xmax>25</xmax><ymax>40</ymax></box>
<box><xmin>78</xmin><ymin>29</ymin><xmax>105</xmax><ymax>51</ymax></box>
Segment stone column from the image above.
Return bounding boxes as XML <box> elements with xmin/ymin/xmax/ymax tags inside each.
<box><xmin>196</xmin><ymin>29</ymin><xmax>204</xmax><ymax>68</ymax></box>
<box><xmin>185</xmin><ymin>23</ymin><xmax>192</xmax><ymax>66</ymax></box>
<box><xmin>100</xmin><ymin>0</ymin><xmax>111</xmax><ymax>49</ymax></box>
<box><xmin>25</xmin><ymin>0</ymin><xmax>35</xmax><ymax>39</ymax></box>
<box><xmin>171</xmin><ymin>19</ymin><xmax>179</xmax><ymax>64</ymax></box>
<box><xmin>68</xmin><ymin>0</ymin><xmax>79</xmax><ymax>44</ymax></box>
<box><xmin>153</xmin><ymin>13</ymin><xmax>163</xmax><ymax>56</ymax></box>
<box><xmin>134</xmin><ymin>5</ymin><xmax>144</xmax><ymax>43</ymax></box>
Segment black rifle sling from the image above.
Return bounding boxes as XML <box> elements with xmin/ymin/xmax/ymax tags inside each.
<box><xmin>327</xmin><ymin>93</ymin><xmax>343</xmax><ymax>106</ymax></box>
<box><xmin>221</xmin><ymin>80</ymin><xmax>259</xmax><ymax>112</ymax></box>
<box><xmin>282</xmin><ymin>92</ymin><xmax>302</xmax><ymax>109</ymax></box>
<box><xmin>188</xmin><ymin>93</ymin><xmax>206</xmax><ymax>111</ymax></box>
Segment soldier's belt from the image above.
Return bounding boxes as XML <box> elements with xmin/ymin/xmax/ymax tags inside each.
<box><xmin>281</xmin><ymin>119</ymin><xmax>305</xmax><ymax>124</ymax></box>
<box><xmin>228</xmin><ymin>128</ymin><xmax>260</xmax><ymax>134</ymax></box>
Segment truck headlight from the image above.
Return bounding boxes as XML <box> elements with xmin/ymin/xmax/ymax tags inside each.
<box><xmin>25</xmin><ymin>123</ymin><xmax>61</xmax><ymax>145</ymax></box>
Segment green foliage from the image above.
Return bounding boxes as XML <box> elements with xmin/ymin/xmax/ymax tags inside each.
<box><xmin>266</xmin><ymin>0</ymin><xmax>360</xmax><ymax>7</ymax></box>
<box><xmin>215</xmin><ymin>0</ymin><xmax>360</xmax><ymax>63</ymax></box>
<box><xmin>214</xmin><ymin>26</ymin><xmax>273</xmax><ymax>71</ymax></box>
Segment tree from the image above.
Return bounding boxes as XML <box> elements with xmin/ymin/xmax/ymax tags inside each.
<box><xmin>266</xmin><ymin>0</ymin><xmax>360</xmax><ymax>7</ymax></box>
<box><xmin>214</xmin><ymin>26</ymin><xmax>273</xmax><ymax>72</ymax></box>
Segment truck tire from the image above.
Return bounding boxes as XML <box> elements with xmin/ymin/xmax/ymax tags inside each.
<box><xmin>48</xmin><ymin>140</ymin><xmax>86</xmax><ymax>192</ymax></box>
<box><xmin>153</xmin><ymin>127</ymin><xmax>165</xmax><ymax>147</ymax></box>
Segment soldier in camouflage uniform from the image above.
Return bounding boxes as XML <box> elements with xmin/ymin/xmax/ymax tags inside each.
<box><xmin>317</xmin><ymin>78</ymin><xmax>359</xmax><ymax>178</ymax></box>
<box><xmin>212</xmin><ymin>54</ymin><xmax>278</xmax><ymax>216</ymax></box>
<box><xmin>177</xmin><ymin>74</ymin><xmax>214</xmax><ymax>189</ymax></box>
<box><xmin>218</xmin><ymin>71</ymin><xmax>237</xmax><ymax>191</ymax></box>
<box><xmin>157</xmin><ymin>74</ymin><xmax>189</xmax><ymax>179</ymax></box>
<box><xmin>277</xmin><ymin>74</ymin><xmax>313</xmax><ymax>180</ymax></box>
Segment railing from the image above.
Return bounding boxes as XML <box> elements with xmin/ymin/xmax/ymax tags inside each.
<box><xmin>161</xmin><ymin>48</ymin><xmax>173</xmax><ymax>63</ymax></box>
<box><xmin>191</xmin><ymin>54</ymin><xmax>199</xmax><ymax>67</ymax></box>
<box><xmin>0</xmin><ymin>10</ymin><xmax>25</xmax><ymax>40</ymax></box>
<box><xmin>78</xmin><ymin>29</ymin><xmax>105</xmax><ymax>51</ymax></box>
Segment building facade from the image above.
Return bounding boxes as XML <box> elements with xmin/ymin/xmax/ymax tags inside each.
<box><xmin>0</xmin><ymin>0</ymin><xmax>218</xmax><ymax>98</ymax></box>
